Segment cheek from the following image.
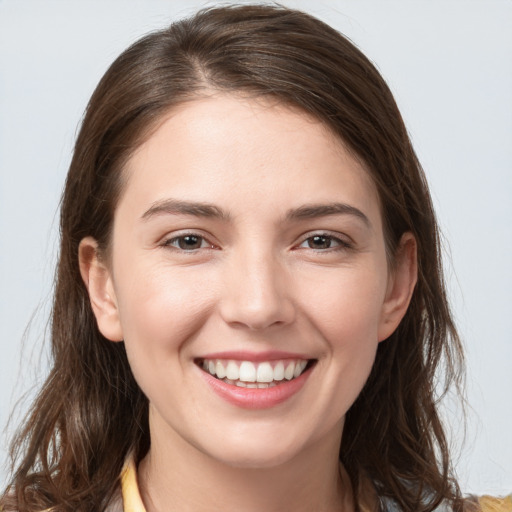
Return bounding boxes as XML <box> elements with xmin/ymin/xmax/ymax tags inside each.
<box><xmin>298</xmin><ymin>261</ymin><xmax>388</xmax><ymax>343</ymax></box>
<box><xmin>112</xmin><ymin>261</ymin><xmax>218</xmax><ymax>385</ymax></box>
<box><xmin>296</xmin><ymin>262</ymin><xmax>387</xmax><ymax>404</ymax></box>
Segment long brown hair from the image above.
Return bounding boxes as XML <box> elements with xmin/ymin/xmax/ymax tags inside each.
<box><xmin>2</xmin><ymin>5</ymin><xmax>469</xmax><ymax>511</ymax></box>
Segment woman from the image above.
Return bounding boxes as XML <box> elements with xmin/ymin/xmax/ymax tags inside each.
<box><xmin>1</xmin><ymin>4</ymin><xmax>510</xmax><ymax>512</ymax></box>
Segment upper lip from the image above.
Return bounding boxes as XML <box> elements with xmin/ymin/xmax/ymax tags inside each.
<box><xmin>196</xmin><ymin>350</ymin><xmax>313</xmax><ymax>362</ymax></box>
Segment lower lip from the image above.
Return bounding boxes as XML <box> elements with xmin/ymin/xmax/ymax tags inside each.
<box><xmin>199</xmin><ymin>365</ymin><xmax>313</xmax><ymax>410</ymax></box>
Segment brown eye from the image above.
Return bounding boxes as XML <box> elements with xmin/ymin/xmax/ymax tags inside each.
<box><xmin>307</xmin><ymin>235</ymin><xmax>334</xmax><ymax>249</ymax></box>
<box><xmin>297</xmin><ymin>233</ymin><xmax>352</xmax><ymax>252</ymax></box>
<box><xmin>301</xmin><ymin>235</ymin><xmax>343</xmax><ymax>250</ymax></box>
<box><xmin>166</xmin><ymin>235</ymin><xmax>208</xmax><ymax>251</ymax></box>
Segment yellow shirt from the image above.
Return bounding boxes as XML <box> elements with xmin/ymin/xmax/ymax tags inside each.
<box><xmin>118</xmin><ymin>455</ymin><xmax>512</xmax><ymax>512</ymax></box>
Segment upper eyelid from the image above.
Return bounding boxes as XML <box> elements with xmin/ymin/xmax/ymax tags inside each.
<box><xmin>161</xmin><ymin>229</ymin><xmax>213</xmax><ymax>242</ymax></box>
<box><xmin>295</xmin><ymin>230</ymin><xmax>353</xmax><ymax>244</ymax></box>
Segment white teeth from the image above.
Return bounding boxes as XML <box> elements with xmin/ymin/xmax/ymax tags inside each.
<box><xmin>256</xmin><ymin>362</ymin><xmax>274</xmax><ymax>383</ymax></box>
<box><xmin>215</xmin><ymin>360</ymin><xmax>226</xmax><ymax>379</ymax></box>
<box><xmin>239</xmin><ymin>361</ymin><xmax>256</xmax><ymax>382</ymax></box>
<box><xmin>203</xmin><ymin>358</ymin><xmax>311</xmax><ymax>385</ymax></box>
<box><xmin>284</xmin><ymin>362</ymin><xmax>295</xmax><ymax>380</ymax></box>
<box><xmin>273</xmin><ymin>361</ymin><xmax>285</xmax><ymax>381</ymax></box>
<box><xmin>226</xmin><ymin>361</ymin><xmax>239</xmax><ymax>380</ymax></box>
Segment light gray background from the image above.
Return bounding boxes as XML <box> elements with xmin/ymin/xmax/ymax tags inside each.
<box><xmin>1</xmin><ymin>0</ymin><xmax>511</xmax><ymax>495</ymax></box>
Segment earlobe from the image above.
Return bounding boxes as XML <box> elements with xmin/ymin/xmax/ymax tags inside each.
<box><xmin>378</xmin><ymin>232</ymin><xmax>418</xmax><ymax>342</ymax></box>
<box><xmin>78</xmin><ymin>237</ymin><xmax>124</xmax><ymax>342</ymax></box>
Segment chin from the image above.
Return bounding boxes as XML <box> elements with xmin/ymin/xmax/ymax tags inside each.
<box><xmin>212</xmin><ymin>449</ymin><xmax>298</xmax><ymax>470</ymax></box>
<box><xmin>198</xmin><ymin>433</ymin><xmax>305</xmax><ymax>470</ymax></box>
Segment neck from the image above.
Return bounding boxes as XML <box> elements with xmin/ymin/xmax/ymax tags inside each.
<box><xmin>138</xmin><ymin>412</ymin><xmax>354</xmax><ymax>512</ymax></box>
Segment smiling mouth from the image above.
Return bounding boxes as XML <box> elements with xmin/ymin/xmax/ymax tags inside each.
<box><xmin>196</xmin><ymin>358</ymin><xmax>316</xmax><ymax>388</ymax></box>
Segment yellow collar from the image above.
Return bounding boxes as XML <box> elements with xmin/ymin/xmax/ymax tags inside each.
<box><xmin>120</xmin><ymin>454</ymin><xmax>147</xmax><ymax>512</ymax></box>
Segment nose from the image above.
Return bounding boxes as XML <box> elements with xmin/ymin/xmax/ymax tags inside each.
<box><xmin>219</xmin><ymin>249</ymin><xmax>296</xmax><ymax>331</ymax></box>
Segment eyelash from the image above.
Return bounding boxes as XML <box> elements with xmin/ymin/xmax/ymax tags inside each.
<box><xmin>162</xmin><ymin>233</ymin><xmax>216</xmax><ymax>252</ymax></box>
<box><xmin>296</xmin><ymin>232</ymin><xmax>353</xmax><ymax>252</ymax></box>
<box><xmin>161</xmin><ymin>231</ymin><xmax>352</xmax><ymax>253</ymax></box>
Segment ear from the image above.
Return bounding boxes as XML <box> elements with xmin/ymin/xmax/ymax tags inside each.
<box><xmin>78</xmin><ymin>237</ymin><xmax>124</xmax><ymax>342</ymax></box>
<box><xmin>378</xmin><ymin>232</ymin><xmax>418</xmax><ymax>342</ymax></box>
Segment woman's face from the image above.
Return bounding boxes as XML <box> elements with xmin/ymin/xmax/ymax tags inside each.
<box><xmin>83</xmin><ymin>94</ymin><xmax>415</xmax><ymax>468</ymax></box>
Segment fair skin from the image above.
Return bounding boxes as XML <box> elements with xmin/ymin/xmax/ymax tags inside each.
<box><xmin>79</xmin><ymin>94</ymin><xmax>417</xmax><ymax>512</ymax></box>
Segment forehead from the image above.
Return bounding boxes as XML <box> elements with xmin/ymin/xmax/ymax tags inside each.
<box><xmin>119</xmin><ymin>94</ymin><xmax>381</xmax><ymax>225</ymax></box>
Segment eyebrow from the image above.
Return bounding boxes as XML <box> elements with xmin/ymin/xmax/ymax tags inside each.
<box><xmin>285</xmin><ymin>203</ymin><xmax>371</xmax><ymax>228</ymax></box>
<box><xmin>141</xmin><ymin>199</ymin><xmax>370</xmax><ymax>228</ymax></box>
<box><xmin>141</xmin><ymin>199</ymin><xmax>230</xmax><ymax>221</ymax></box>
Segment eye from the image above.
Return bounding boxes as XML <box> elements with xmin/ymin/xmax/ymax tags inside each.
<box><xmin>298</xmin><ymin>234</ymin><xmax>350</xmax><ymax>251</ymax></box>
<box><xmin>164</xmin><ymin>234</ymin><xmax>212</xmax><ymax>251</ymax></box>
